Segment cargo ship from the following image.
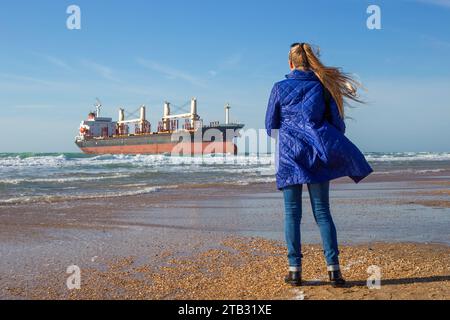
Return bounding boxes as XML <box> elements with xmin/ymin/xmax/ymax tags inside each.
<box><xmin>75</xmin><ymin>98</ymin><xmax>245</xmax><ymax>155</ymax></box>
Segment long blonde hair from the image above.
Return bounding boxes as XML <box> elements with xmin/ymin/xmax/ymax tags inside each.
<box><xmin>289</xmin><ymin>42</ymin><xmax>362</xmax><ymax>118</ymax></box>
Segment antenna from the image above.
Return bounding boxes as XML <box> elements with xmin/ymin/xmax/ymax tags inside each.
<box><xmin>225</xmin><ymin>103</ymin><xmax>231</xmax><ymax>125</ymax></box>
<box><xmin>94</xmin><ymin>98</ymin><xmax>102</xmax><ymax>117</ymax></box>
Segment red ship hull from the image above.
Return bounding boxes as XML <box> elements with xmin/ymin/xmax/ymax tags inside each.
<box><xmin>80</xmin><ymin>141</ymin><xmax>238</xmax><ymax>155</ymax></box>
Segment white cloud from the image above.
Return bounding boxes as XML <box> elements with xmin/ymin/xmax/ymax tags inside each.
<box><xmin>82</xmin><ymin>60</ymin><xmax>119</xmax><ymax>82</ymax></box>
<box><xmin>137</xmin><ymin>58</ymin><xmax>206</xmax><ymax>87</ymax></box>
<box><xmin>40</xmin><ymin>54</ymin><xmax>74</xmax><ymax>72</ymax></box>
<box><xmin>414</xmin><ymin>0</ymin><xmax>450</xmax><ymax>8</ymax></box>
<box><xmin>11</xmin><ymin>104</ymin><xmax>57</xmax><ymax>110</ymax></box>
<box><xmin>222</xmin><ymin>53</ymin><xmax>242</xmax><ymax>68</ymax></box>
<box><xmin>0</xmin><ymin>73</ymin><xmax>76</xmax><ymax>92</ymax></box>
<box><xmin>205</xmin><ymin>53</ymin><xmax>244</xmax><ymax>80</ymax></box>
<box><xmin>420</xmin><ymin>34</ymin><xmax>450</xmax><ymax>49</ymax></box>
<box><xmin>137</xmin><ymin>54</ymin><xmax>243</xmax><ymax>85</ymax></box>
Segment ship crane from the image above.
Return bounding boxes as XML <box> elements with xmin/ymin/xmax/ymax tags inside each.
<box><xmin>116</xmin><ymin>105</ymin><xmax>150</xmax><ymax>135</ymax></box>
<box><xmin>162</xmin><ymin>98</ymin><xmax>200</xmax><ymax>131</ymax></box>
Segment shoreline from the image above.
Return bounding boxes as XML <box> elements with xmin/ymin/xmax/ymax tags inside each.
<box><xmin>2</xmin><ymin>164</ymin><xmax>450</xmax><ymax>208</ymax></box>
<box><xmin>1</xmin><ymin>169</ymin><xmax>450</xmax><ymax>299</ymax></box>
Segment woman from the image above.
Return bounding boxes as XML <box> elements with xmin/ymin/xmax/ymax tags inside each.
<box><xmin>265</xmin><ymin>43</ymin><xmax>373</xmax><ymax>288</ymax></box>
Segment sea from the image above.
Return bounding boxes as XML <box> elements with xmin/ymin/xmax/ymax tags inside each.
<box><xmin>1</xmin><ymin>152</ymin><xmax>450</xmax><ymax>206</ymax></box>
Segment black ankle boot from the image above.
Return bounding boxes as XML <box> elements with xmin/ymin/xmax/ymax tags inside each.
<box><xmin>328</xmin><ymin>270</ymin><xmax>346</xmax><ymax>288</ymax></box>
<box><xmin>285</xmin><ymin>271</ymin><xmax>302</xmax><ymax>286</ymax></box>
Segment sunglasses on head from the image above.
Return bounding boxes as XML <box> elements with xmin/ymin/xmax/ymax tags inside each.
<box><xmin>291</xmin><ymin>42</ymin><xmax>305</xmax><ymax>48</ymax></box>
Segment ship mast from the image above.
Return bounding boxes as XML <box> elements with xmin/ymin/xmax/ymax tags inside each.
<box><xmin>95</xmin><ymin>98</ymin><xmax>102</xmax><ymax>118</ymax></box>
<box><xmin>225</xmin><ymin>103</ymin><xmax>231</xmax><ymax>125</ymax></box>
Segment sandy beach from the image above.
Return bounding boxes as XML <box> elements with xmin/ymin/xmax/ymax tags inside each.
<box><xmin>9</xmin><ymin>237</ymin><xmax>449</xmax><ymax>300</ymax></box>
<box><xmin>2</xmin><ymin>0</ymin><xmax>450</xmax><ymax>304</ymax></box>
<box><xmin>1</xmin><ymin>166</ymin><xmax>450</xmax><ymax>300</ymax></box>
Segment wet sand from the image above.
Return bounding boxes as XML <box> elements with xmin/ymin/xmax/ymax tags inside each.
<box><xmin>405</xmin><ymin>181</ymin><xmax>450</xmax><ymax>208</ymax></box>
<box><xmin>1</xmin><ymin>170</ymin><xmax>450</xmax><ymax>300</ymax></box>
<box><xmin>13</xmin><ymin>237</ymin><xmax>450</xmax><ymax>300</ymax></box>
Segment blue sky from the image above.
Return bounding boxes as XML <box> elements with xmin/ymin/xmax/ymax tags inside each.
<box><xmin>0</xmin><ymin>0</ymin><xmax>449</xmax><ymax>152</ymax></box>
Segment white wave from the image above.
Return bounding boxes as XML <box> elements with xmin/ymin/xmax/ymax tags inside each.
<box><xmin>365</xmin><ymin>152</ymin><xmax>450</xmax><ymax>162</ymax></box>
<box><xmin>0</xmin><ymin>154</ymin><xmax>68</xmax><ymax>167</ymax></box>
<box><xmin>228</xmin><ymin>176</ymin><xmax>277</xmax><ymax>186</ymax></box>
<box><xmin>191</xmin><ymin>166</ymin><xmax>275</xmax><ymax>174</ymax></box>
<box><xmin>0</xmin><ymin>153</ymin><xmax>275</xmax><ymax>169</ymax></box>
<box><xmin>2</xmin><ymin>152</ymin><xmax>450</xmax><ymax>170</ymax></box>
<box><xmin>415</xmin><ymin>169</ymin><xmax>448</xmax><ymax>174</ymax></box>
<box><xmin>0</xmin><ymin>173</ymin><xmax>131</xmax><ymax>185</ymax></box>
<box><xmin>0</xmin><ymin>185</ymin><xmax>179</xmax><ymax>206</ymax></box>
<box><xmin>371</xmin><ymin>168</ymin><xmax>448</xmax><ymax>175</ymax></box>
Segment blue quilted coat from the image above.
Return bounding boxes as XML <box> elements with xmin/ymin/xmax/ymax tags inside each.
<box><xmin>265</xmin><ymin>70</ymin><xmax>373</xmax><ymax>190</ymax></box>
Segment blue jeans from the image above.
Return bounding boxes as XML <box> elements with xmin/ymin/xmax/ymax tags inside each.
<box><xmin>282</xmin><ymin>182</ymin><xmax>340</xmax><ymax>268</ymax></box>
